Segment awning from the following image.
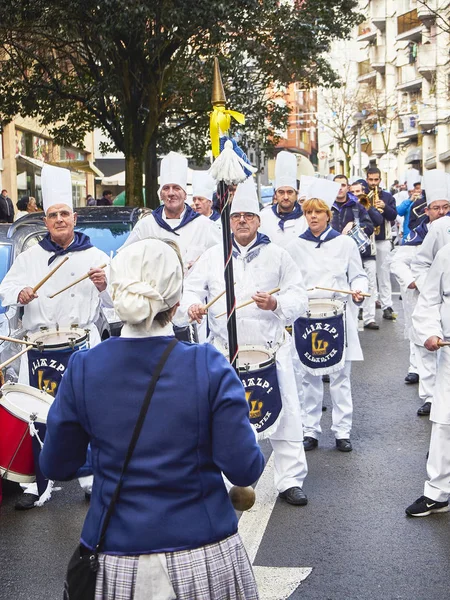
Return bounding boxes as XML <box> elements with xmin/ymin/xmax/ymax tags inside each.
<box><xmin>50</xmin><ymin>160</ymin><xmax>104</xmax><ymax>178</ymax></box>
<box><xmin>15</xmin><ymin>154</ymin><xmax>45</xmax><ymax>169</ymax></box>
<box><xmin>404</xmin><ymin>146</ymin><xmax>422</xmax><ymax>164</ymax></box>
<box><xmin>101</xmin><ymin>170</ymin><xmax>126</xmax><ymax>186</ymax></box>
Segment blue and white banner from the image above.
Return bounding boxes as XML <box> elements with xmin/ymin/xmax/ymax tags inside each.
<box><xmin>239</xmin><ymin>362</ymin><xmax>283</xmax><ymax>440</ymax></box>
<box><xmin>28</xmin><ymin>348</ymin><xmax>74</xmax><ymax>397</ymax></box>
<box><xmin>294</xmin><ymin>313</ymin><xmax>346</xmax><ymax>375</ymax></box>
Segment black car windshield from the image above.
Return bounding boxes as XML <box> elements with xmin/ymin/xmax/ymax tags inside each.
<box><xmin>75</xmin><ymin>223</ymin><xmax>132</xmax><ymax>255</ymax></box>
<box><xmin>0</xmin><ymin>243</ymin><xmax>12</xmax><ymax>314</ymax></box>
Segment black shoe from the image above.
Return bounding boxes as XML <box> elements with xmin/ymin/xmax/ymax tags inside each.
<box><xmin>417</xmin><ymin>402</ymin><xmax>431</xmax><ymax>416</ymax></box>
<box><xmin>383</xmin><ymin>307</ymin><xmax>395</xmax><ymax>320</ymax></box>
<box><xmin>84</xmin><ymin>492</ymin><xmax>91</xmax><ymax>502</ymax></box>
<box><xmin>322</xmin><ymin>405</ymin><xmax>327</xmax><ymax>412</ymax></box>
<box><xmin>405</xmin><ymin>373</ymin><xmax>419</xmax><ymax>384</ymax></box>
<box><xmin>364</xmin><ymin>322</ymin><xmax>379</xmax><ymax>330</ymax></box>
<box><xmin>322</xmin><ymin>374</ymin><xmax>330</xmax><ymax>383</ymax></box>
<box><xmin>303</xmin><ymin>436</ymin><xmax>318</xmax><ymax>451</ymax></box>
<box><xmin>405</xmin><ymin>495</ymin><xmax>449</xmax><ymax>517</ymax></box>
<box><xmin>15</xmin><ymin>493</ymin><xmax>39</xmax><ymax>511</ymax></box>
<box><xmin>336</xmin><ymin>438</ymin><xmax>352</xmax><ymax>452</ymax></box>
<box><xmin>375</xmin><ymin>300</ymin><xmax>382</xmax><ymax>309</ymax></box>
<box><xmin>279</xmin><ymin>486</ymin><xmax>308</xmax><ymax>506</ymax></box>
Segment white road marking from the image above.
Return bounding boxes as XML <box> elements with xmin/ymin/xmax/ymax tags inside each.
<box><xmin>239</xmin><ymin>454</ymin><xmax>312</xmax><ymax>599</ymax></box>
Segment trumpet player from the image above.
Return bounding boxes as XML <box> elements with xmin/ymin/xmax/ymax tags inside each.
<box><xmin>366</xmin><ymin>168</ymin><xmax>398</xmax><ymax>321</ymax></box>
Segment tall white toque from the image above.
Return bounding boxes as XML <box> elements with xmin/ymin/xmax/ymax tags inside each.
<box><xmin>275</xmin><ymin>151</ymin><xmax>297</xmax><ymax>191</ymax></box>
<box><xmin>423</xmin><ymin>169</ymin><xmax>450</xmax><ymax>205</ymax></box>
<box><xmin>231</xmin><ymin>177</ymin><xmax>260</xmax><ymax>216</ymax></box>
<box><xmin>306</xmin><ymin>178</ymin><xmax>341</xmax><ymax>209</ymax></box>
<box><xmin>299</xmin><ymin>175</ymin><xmax>317</xmax><ymax>199</ymax></box>
<box><xmin>192</xmin><ymin>170</ymin><xmax>216</xmax><ymax>201</ymax></box>
<box><xmin>158</xmin><ymin>152</ymin><xmax>188</xmax><ymax>195</ymax></box>
<box><xmin>406</xmin><ymin>168</ymin><xmax>421</xmax><ymax>192</ymax></box>
<box><xmin>41</xmin><ymin>164</ymin><xmax>73</xmax><ymax>213</ymax></box>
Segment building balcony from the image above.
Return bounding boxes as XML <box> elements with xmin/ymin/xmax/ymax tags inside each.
<box><xmin>417</xmin><ymin>44</ymin><xmax>437</xmax><ymax>80</ymax></box>
<box><xmin>397</xmin><ymin>65</ymin><xmax>422</xmax><ymax>92</ymax></box>
<box><xmin>417</xmin><ymin>0</ymin><xmax>436</xmax><ymax>27</ymax></box>
<box><xmin>370</xmin><ymin>0</ymin><xmax>386</xmax><ymax>31</ymax></box>
<box><xmin>369</xmin><ymin>45</ymin><xmax>386</xmax><ymax>73</ymax></box>
<box><xmin>370</xmin><ymin>133</ymin><xmax>386</xmax><ymax>156</ymax></box>
<box><xmin>397</xmin><ymin>9</ymin><xmax>423</xmax><ymax>42</ymax></box>
<box><xmin>418</xmin><ymin>107</ymin><xmax>438</xmax><ymax>131</ymax></box>
<box><xmin>357</xmin><ymin>21</ymin><xmax>377</xmax><ymax>42</ymax></box>
<box><xmin>398</xmin><ymin>114</ymin><xmax>419</xmax><ymax>139</ymax></box>
<box><xmin>357</xmin><ymin>60</ymin><xmax>377</xmax><ymax>83</ymax></box>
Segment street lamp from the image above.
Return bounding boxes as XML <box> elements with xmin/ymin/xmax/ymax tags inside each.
<box><xmin>353</xmin><ymin>111</ymin><xmax>367</xmax><ymax>178</ymax></box>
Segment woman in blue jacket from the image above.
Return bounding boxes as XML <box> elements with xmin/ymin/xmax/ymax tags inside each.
<box><xmin>40</xmin><ymin>239</ymin><xmax>264</xmax><ymax>600</ymax></box>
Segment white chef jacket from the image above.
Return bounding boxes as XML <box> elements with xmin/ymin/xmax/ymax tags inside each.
<box><xmin>389</xmin><ymin>245</ymin><xmax>419</xmax><ymax>340</ymax></box>
<box><xmin>411</xmin><ymin>215</ymin><xmax>450</xmax><ymax>291</ymax></box>
<box><xmin>259</xmin><ymin>205</ymin><xmax>307</xmax><ymax>250</ymax></box>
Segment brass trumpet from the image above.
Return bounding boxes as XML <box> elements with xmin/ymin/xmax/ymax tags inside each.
<box><xmin>365</xmin><ymin>187</ymin><xmax>383</xmax><ymax>235</ymax></box>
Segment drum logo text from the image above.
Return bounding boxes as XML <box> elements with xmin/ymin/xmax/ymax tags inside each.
<box><xmin>311</xmin><ymin>332</ymin><xmax>329</xmax><ymax>356</ymax></box>
<box><xmin>302</xmin><ymin>322</ymin><xmax>339</xmax><ymax>340</ymax></box>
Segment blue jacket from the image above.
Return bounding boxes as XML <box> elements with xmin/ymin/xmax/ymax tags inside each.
<box><xmin>374</xmin><ymin>190</ymin><xmax>397</xmax><ymax>241</ymax></box>
<box><xmin>40</xmin><ymin>336</ymin><xmax>264</xmax><ymax>555</ymax></box>
<box><xmin>404</xmin><ymin>218</ymin><xmax>429</xmax><ymax>246</ymax></box>
<box><xmin>397</xmin><ymin>198</ymin><xmax>413</xmax><ymax>242</ymax></box>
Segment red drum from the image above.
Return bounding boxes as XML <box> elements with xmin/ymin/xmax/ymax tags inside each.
<box><xmin>0</xmin><ymin>383</ymin><xmax>53</xmax><ymax>483</ymax></box>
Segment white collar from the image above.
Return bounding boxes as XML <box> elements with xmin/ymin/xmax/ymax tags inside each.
<box><xmin>162</xmin><ymin>207</ymin><xmax>186</xmax><ymax>222</ymax></box>
<box><xmin>121</xmin><ymin>321</ymin><xmax>174</xmax><ymax>338</ymax></box>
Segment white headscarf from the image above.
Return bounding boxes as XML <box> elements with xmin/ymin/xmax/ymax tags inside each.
<box><xmin>111</xmin><ymin>239</ymin><xmax>182</xmax><ymax>331</ymax></box>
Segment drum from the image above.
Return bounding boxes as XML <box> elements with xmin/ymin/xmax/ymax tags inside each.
<box><xmin>0</xmin><ymin>382</ymin><xmax>53</xmax><ymax>483</ymax></box>
<box><xmin>294</xmin><ymin>299</ymin><xmax>346</xmax><ymax>376</ymax></box>
<box><xmin>347</xmin><ymin>224</ymin><xmax>371</xmax><ymax>253</ymax></box>
<box><xmin>173</xmin><ymin>324</ymin><xmax>198</xmax><ymax>344</ymax></box>
<box><xmin>26</xmin><ymin>326</ymin><xmax>89</xmax><ymax>396</ymax></box>
<box><xmin>236</xmin><ymin>346</ymin><xmax>275</xmax><ymax>373</ymax></box>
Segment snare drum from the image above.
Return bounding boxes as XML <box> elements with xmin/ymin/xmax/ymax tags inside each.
<box><xmin>26</xmin><ymin>326</ymin><xmax>89</xmax><ymax>396</ymax></box>
<box><xmin>0</xmin><ymin>382</ymin><xmax>53</xmax><ymax>483</ymax></box>
<box><xmin>236</xmin><ymin>346</ymin><xmax>275</xmax><ymax>373</ymax></box>
<box><xmin>347</xmin><ymin>224</ymin><xmax>371</xmax><ymax>253</ymax></box>
<box><xmin>294</xmin><ymin>299</ymin><xmax>346</xmax><ymax>375</ymax></box>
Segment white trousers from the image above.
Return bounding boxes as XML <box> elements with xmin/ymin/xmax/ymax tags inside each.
<box><xmin>21</xmin><ymin>475</ymin><xmax>93</xmax><ymax>496</ymax></box>
<box><xmin>301</xmin><ymin>361</ymin><xmax>353</xmax><ymax>440</ymax></box>
<box><xmin>414</xmin><ymin>343</ymin><xmax>437</xmax><ymax>403</ymax></box>
<box><xmin>424</xmin><ymin>423</ymin><xmax>450</xmax><ymax>502</ymax></box>
<box><xmin>408</xmin><ymin>341</ymin><xmax>418</xmax><ymax>375</ymax></box>
<box><xmin>375</xmin><ymin>240</ymin><xmax>393</xmax><ymax>309</ymax></box>
<box><xmin>362</xmin><ymin>259</ymin><xmax>377</xmax><ymax>325</ymax></box>
<box><xmin>270</xmin><ymin>439</ymin><xmax>308</xmax><ymax>493</ymax></box>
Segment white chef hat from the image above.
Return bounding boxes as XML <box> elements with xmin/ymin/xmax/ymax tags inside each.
<box><xmin>192</xmin><ymin>170</ymin><xmax>216</xmax><ymax>201</ymax></box>
<box><xmin>274</xmin><ymin>151</ymin><xmax>297</xmax><ymax>191</ymax></box>
<box><xmin>158</xmin><ymin>152</ymin><xmax>188</xmax><ymax>195</ymax></box>
<box><xmin>41</xmin><ymin>164</ymin><xmax>73</xmax><ymax>213</ymax></box>
<box><xmin>306</xmin><ymin>178</ymin><xmax>341</xmax><ymax>209</ymax></box>
<box><xmin>298</xmin><ymin>175</ymin><xmax>317</xmax><ymax>199</ymax></box>
<box><xmin>423</xmin><ymin>169</ymin><xmax>449</xmax><ymax>205</ymax></box>
<box><xmin>111</xmin><ymin>239</ymin><xmax>183</xmax><ymax>331</ymax></box>
<box><xmin>406</xmin><ymin>168</ymin><xmax>421</xmax><ymax>192</ymax></box>
<box><xmin>231</xmin><ymin>177</ymin><xmax>260</xmax><ymax>216</ymax></box>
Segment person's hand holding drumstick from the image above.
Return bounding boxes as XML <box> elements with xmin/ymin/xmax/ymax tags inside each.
<box><xmin>88</xmin><ymin>267</ymin><xmax>107</xmax><ymax>292</ymax></box>
<box><xmin>351</xmin><ymin>290</ymin><xmax>364</xmax><ymax>304</ymax></box>
<box><xmin>188</xmin><ymin>303</ymin><xmax>207</xmax><ymax>324</ymax></box>
<box><xmin>17</xmin><ymin>287</ymin><xmax>38</xmax><ymax>305</ymax></box>
<box><xmin>252</xmin><ymin>291</ymin><xmax>277</xmax><ymax>311</ymax></box>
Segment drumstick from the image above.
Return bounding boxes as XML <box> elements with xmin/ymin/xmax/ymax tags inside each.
<box><xmin>0</xmin><ymin>334</ymin><xmax>34</xmax><ymax>347</ymax></box>
<box><xmin>188</xmin><ymin>284</ymin><xmax>237</xmax><ymax>323</ymax></box>
<box><xmin>216</xmin><ymin>287</ymin><xmax>280</xmax><ymax>318</ymax></box>
<box><xmin>437</xmin><ymin>340</ymin><xmax>450</xmax><ymax>347</ymax></box>
<box><xmin>0</xmin><ymin>346</ymin><xmax>32</xmax><ymax>371</ymax></box>
<box><xmin>32</xmin><ymin>256</ymin><xmax>69</xmax><ymax>293</ymax></box>
<box><xmin>48</xmin><ymin>263</ymin><xmax>107</xmax><ymax>299</ymax></box>
<box><xmin>311</xmin><ymin>286</ymin><xmax>371</xmax><ymax>298</ymax></box>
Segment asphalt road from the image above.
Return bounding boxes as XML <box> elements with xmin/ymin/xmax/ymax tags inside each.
<box><xmin>1</xmin><ymin>293</ymin><xmax>450</xmax><ymax>600</ymax></box>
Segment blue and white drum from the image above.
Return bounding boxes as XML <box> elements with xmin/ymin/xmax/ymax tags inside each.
<box><xmin>294</xmin><ymin>299</ymin><xmax>346</xmax><ymax>376</ymax></box>
<box><xmin>25</xmin><ymin>326</ymin><xmax>90</xmax><ymax>396</ymax></box>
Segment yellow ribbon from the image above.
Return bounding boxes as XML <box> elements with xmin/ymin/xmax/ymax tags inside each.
<box><xmin>210</xmin><ymin>105</ymin><xmax>245</xmax><ymax>157</ymax></box>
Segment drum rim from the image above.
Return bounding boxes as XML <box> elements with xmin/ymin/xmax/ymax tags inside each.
<box><xmin>236</xmin><ymin>345</ymin><xmax>275</xmax><ymax>373</ymax></box>
<box><xmin>27</xmin><ymin>327</ymin><xmax>88</xmax><ymax>349</ymax></box>
<box><xmin>307</xmin><ymin>298</ymin><xmax>345</xmax><ymax>318</ymax></box>
<box><xmin>0</xmin><ymin>466</ymin><xmax>36</xmax><ymax>484</ymax></box>
<box><xmin>0</xmin><ymin>382</ymin><xmax>54</xmax><ymax>424</ymax></box>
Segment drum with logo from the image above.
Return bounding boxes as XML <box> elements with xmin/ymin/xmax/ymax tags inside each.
<box><xmin>294</xmin><ymin>299</ymin><xmax>346</xmax><ymax>376</ymax></box>
<box><xmin>0</xmin><ymin>382</ymin><xmax>53</xmax><ymax>483</ymax></box>
<box><xmin>25</xmin><ymin>326</ymin><xmax>90</xmax><ymax>396</ymax></box>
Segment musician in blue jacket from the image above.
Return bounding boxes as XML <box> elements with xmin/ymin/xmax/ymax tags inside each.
<box><xmin>40</xmin><ymin>239</ymin><xmax>264</xmax><ymax>600</ymax></box>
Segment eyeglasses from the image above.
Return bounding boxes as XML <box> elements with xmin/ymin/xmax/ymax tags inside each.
<box><xmin>46</xmin><ymin>210</ymin><xmax>72</xmax><ymax>220</ymax></box>
<box><xmin>428</xmin><ymin>205</ymin><xmax>450</xmax><ymax>213</ymax></box>
<box><xmin>230</xmin><ymin>213</ymin><xmax>257</xmax><ymax>222</ymax></box>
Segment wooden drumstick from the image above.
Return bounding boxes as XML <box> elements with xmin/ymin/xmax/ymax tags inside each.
<box><xmin>312</xmin><ymin>286</ymin><xmax>371</xmax><ymax>298</ymax></box>
<box><xmin>48</xmin><ymin>264</ymin><xmax>107</xmax><ymax>299</ymax></box>
<box><xmin>437</xmin><ymin>340</ymin><xmax>450</xmax><ymax>347</ymax></box>
<box><xmin>0</xmin><ymin>346</ymin><xmax>32</xmax><ymax>371</ymax></box>
<box><xmin>32</xmin><ymin>256</ymin><xmax>69</xmax><ymax>294</ymax></box>
<box><xmin>188</xmin><ymin>287</ymin><xmax>232</xmax><ymax>323</ymax></box>
<box><xmin>0</xmin><ymin>334</ymin><xmax>34</xmax><ymax>346</ymax></box>
<box><xmin>216</xmin><ymin>287</ymin><xmax>280</xmax><ymax>318</ymax></box>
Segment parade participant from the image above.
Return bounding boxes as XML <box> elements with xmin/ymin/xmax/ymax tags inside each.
<box><xmin>122</xmin><ymin>152</ymin><xmax>221</xmax><ymax>267</ymax></box>
<box><xmin>396</xmin><ymin>170</ymin><xmax>422</xmax><ymax>243</ymax></box>
<box><xmin>40</xmin><ymin>239</ymin><xmax>264</xmax><ymax>599</ymax></box>
<box><xmin>390</xmin><ymin>170</ymin><xmax>449</xmax><ymax>415</ymax></box>
<box><xmin>410</xmin><ymin>209</ymin><xmax>450</xmax><ymax>291</ymax></box>
<box><xmin>406</xmin><ymin>243</ymin><xmax>450</xmax><ymax>517</ymax></box>
<box><xmin>286</xmin><ymin>179</ymin><xmax>368</xmax><ymax>452</ymax></box>
<box><xmin>181</xmin><ymin>177</ymin><xmax>310</xmax><ymax>506</ymax></box>
<box><xmin>192</xmin><ymin>169</ymin><xmax>221</xmax><ymax>225</ymax></box>
<box><xmin>259</xmin><ymin>151</ymin><xmax>307</xmax><ymax>247</ymax></box>
<box><xmin>366</xmin><ymin>167</ymin><xmax>398</xmax><ymax>320</ymax></box>
<box><xmin>14</xmin><ymin>195</ymin><xmax>39</xmax><ymax>220</ymax></box>
<box><xmin>0</xmin><ymin>164</ymin><xmax>112</xmax><ymax>510</ymax></box>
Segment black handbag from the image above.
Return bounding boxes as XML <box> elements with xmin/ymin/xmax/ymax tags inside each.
<box><xmin>63</xmin><ymin>338</ymin><xmax>178</xmax><ymax>600</ymax></box>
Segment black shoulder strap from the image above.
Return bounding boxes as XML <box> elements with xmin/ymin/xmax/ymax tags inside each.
<box><xmin>96</xmin><ymin>337</ymin><xmax>178</xmax><ymax>552</ymax></box>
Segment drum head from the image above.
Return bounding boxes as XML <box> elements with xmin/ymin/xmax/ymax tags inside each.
<box><xmin>237</xmin><ymin>346</ymin><xmax>274</xmax><ymax>371</ymax></box>
<box><xmin>28</xmin><ymin>327</ymin><xmax>87</xmax><ymax>349</ymax></box>
<box><xmin>0</xmin><ymin>383</ymin><xmax>54</xmax><ymax>424</ymax></box>
<box><xmin>308</xmin><ymin>299</ymin><xmax>344</xmax><ymax>318</ymax></box>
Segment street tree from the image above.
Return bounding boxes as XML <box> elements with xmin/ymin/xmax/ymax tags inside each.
<box><xmin>0</xmin><ymin>0</ymin><xmax>361</xmax><ymax>207</ymax></box>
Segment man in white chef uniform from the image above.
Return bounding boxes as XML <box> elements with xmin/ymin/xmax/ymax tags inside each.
<box><xmin>287</xmin><ymin>179</ymin><xmax>368</xmax><ymax>453</ymax></box>
<box><xmin>0</xmin><ymin>164</ymin><xmax>112</xmax><ymax>509</ymax></box>
<box><xmin>180</xmin><ymin>178</ymin><xmax>310</xmax><ymax>505</ymax></box>
<box><xmin>406</xmin><ymin>242</ymin><xmax>450</xmax><ymax>517</ymax></box>
<box><xmin>259</xmin><ymin>151</ymin><xmax>307</xmax><ymax>247</ymax></box>
<box><xmin>122</xmin><ymin>152</ymin><xmax>221</xmax><ymax>267</ymax></box>
<box><xmin>192</xmin><ymin>169</ymin><xmax>221</xmax><ymax>228</ymax></box>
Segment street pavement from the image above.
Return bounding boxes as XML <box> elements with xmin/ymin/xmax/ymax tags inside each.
<box><xmin>1</xmin><ymin>293</ymin><xmax>450</xmax><ymax>599</ymax></box>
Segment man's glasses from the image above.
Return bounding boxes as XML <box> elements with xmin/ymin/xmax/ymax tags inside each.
<box><xmin>230</xmin><ymin>213</ymin><xmax>257</xmax><ymax>222</ymax></box>
<box><xmin>428</xmin><ymin>205</ymin><xmax>450</xmax><ymax>213</ymax></box>
<box><xmin>46</xmin><ymin>210</ymin><xmax>72</xmax><ymax>220</ymax></box>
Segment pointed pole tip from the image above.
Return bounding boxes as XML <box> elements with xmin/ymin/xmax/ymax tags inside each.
<box><xmin>212</xmin><ymin>57</ymin><xmax>226</xmax><ymax>106</ymax></box>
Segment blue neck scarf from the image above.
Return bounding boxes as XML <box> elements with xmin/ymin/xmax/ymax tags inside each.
<box><xmin>232</xmin><ymin>232</ymin><xmax>271</xmax><ymax>259</ymax></box>
<box><xmin>210</xmin><ymin>209</ymin><xmax>221</xmax><ymax>222</ymax></box>
<box><xmin>152</xmin><ymin>204</ymin><xmax>200</xmax><ymax>235</ymax></box>
<box><xmin>39</xmin><ymin>231</ymin><xmax>93</xmax><ymax>265</ymax></box>
<box><xmin>271</xmin><ymin>202</ymin><xmax>302</xmax><ymax>230</ymax></box>
<box><xmin>300</xmin><ymin>225</ymin><xmax>340</xmax><ymax>248</ymax></box>
<box><xmin>333</xmin><ymin>193</ymin><xmax>358</xmax><ymax>211</ymax></box>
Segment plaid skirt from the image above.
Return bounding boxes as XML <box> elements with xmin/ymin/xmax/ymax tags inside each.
<box><xmin>94</xmin><ymin>533</ymin><xmax>259</xmax><ymax>600</ymax></box>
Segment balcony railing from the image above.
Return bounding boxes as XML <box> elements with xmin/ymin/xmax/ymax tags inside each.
<box><xmin>370</xmin><ymin>45</ymin><xmax>386</xmax><ymax>71</ymax></box>
<box><xmin>370</xmin><ymin>0</ymin><xmax>387</xmax><ymax>30</ymax></box>
<box><xmin>397</xmin><ymin>65</ymin><xmax>422</xmax><ymax>91</ymax></box>
<box><xmin>398</xmin><ymin>9</ymin><xmax>422</xmax><ymax>35</ymax></box>
<box><xmin>417</xmin><ymin>44</ymin><xmax>437</xmax><ymax>79</ymax></box>
<box><xmin>357</xmin><ymin>21</ymin><xmax>377</xmax><ymax>41</ymax></box>
<box><xmin>357</xmin><ymin>59</ymin><xmax>377</xmax><ymax>82</ymax></box>
<box><xmin>417</xmin><ymin>0</ymin><xmax>436</xmax><ymax>26</ymax></box>
<box><xmin>398</xmin><ymin>114</ymin><xmax>419</xmax><ymax>137</ymax></box>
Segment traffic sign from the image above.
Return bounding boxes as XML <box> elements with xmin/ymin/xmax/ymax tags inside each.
<box><xmin>379</xmin><ymin>153</ymin><xmax>397</xmax><ymax>172</ymax></box>
<box><xmin>351</xmin><ymin>152</ymin><xmax>370</xmax><ymax>169</ymax></box>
